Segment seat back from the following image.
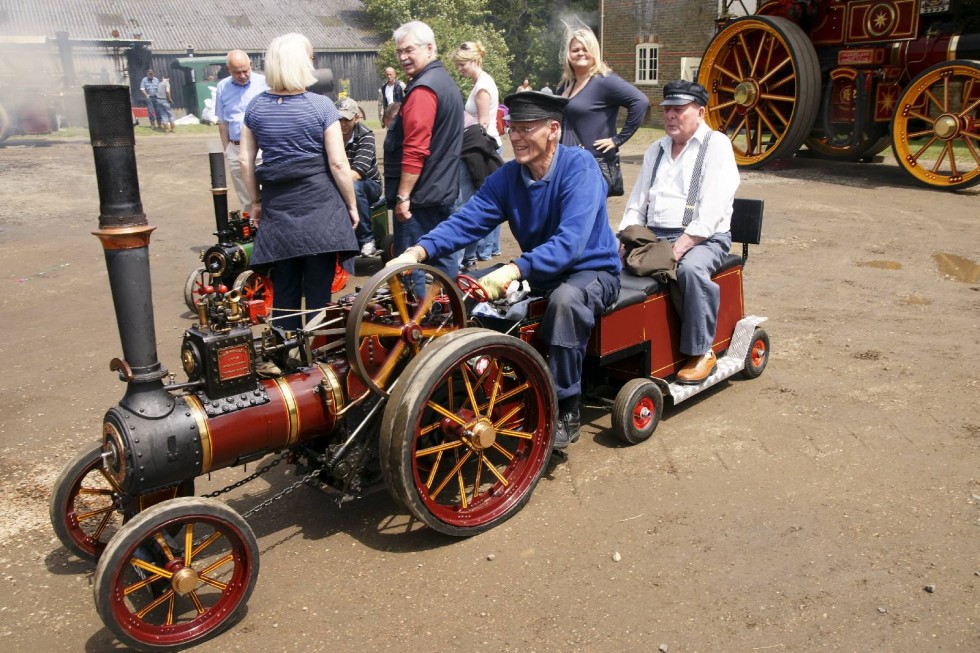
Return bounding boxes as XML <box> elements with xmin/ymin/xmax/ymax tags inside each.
<box><xmin>730</xmin><ymin>198</ymin><xmax>764</xmax><ymax>260</ymax></box>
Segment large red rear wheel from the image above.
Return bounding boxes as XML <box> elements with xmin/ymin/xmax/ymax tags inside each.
<box><xmin>381</xmin><ymin>329</ymin><xmax>556</xmax><ymax>536</ymax></box>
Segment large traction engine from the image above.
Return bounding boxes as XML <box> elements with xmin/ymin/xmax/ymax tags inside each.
<box><xmin>49</xmin><ymin>86</ymin><xmax>556</xmax><ymax>651</ymax></box>
<box><xmin>699</xmin><ymin>0</ymin><xmax>980</xmax><ymax>190</ymax></box>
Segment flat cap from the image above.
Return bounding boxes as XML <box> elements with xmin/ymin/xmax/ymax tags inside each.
<box><xmin>660</xmin><ymin>79</ymin><xmax>709</xmax><ymax>107</ymax></box>
<box><xmin>503</xmin><ymin>91</ymin><xmax>569</xmax><ymax>122</ymax></box>
<box><xmin>335</xmin><ymin>97</ymin><xmax>361</xmax><ymax>120</ymax></box>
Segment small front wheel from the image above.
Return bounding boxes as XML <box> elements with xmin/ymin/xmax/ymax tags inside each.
<box><xmin>94</xmin><ymin>497</ymin><xmax>259</xmax><ymax>651</ymax></box>
<box><xmin>741</xmin><ymin>328</ymin><xmax>770</xmax><ymax>379</ymax></box>
<box><xmin>183</xmin><ymin>265</ymin><xmax>215</xmax><ymax>311</ymax></box>
<box><xmin>612</xmin><ymin>379</ymin><xmax>664</xmax><ymax>445</ymax></box>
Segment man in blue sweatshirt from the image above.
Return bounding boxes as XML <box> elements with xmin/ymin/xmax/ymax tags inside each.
<box><xmin>389</xmin><ymin>91</ymin><xmax>621</xmax><ymax>449</ymax></box>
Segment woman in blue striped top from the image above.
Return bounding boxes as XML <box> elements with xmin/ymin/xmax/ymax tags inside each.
<box><xmin>239</xmin><ymin>33</ymin><xmax>359</xmax><ymax>332</ymax></box>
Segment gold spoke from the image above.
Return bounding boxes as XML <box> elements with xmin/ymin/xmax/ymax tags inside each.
<box><xmin>136</xmin><ymin>588</ymin><xmax>174</xmax><ymax>619</ymax></box>
<box><xmin>481</xmin><ymin>456</ymin><xmax>510</xmax><ymax>487</ymax></box>
<box><xmin>721</xmin><ymin>108</ymin><xmax>739</xmax><ymax>132</ymax></box>
<box><xmin>493</xmin><ymin>381</ymin><xmax>530</xmax><ymax>403</ymax></box>
<box><xmin>710</xmin><ymin>61</ymin><xmax>741</xmax><ymax>83</ymax></box>
<box><xmin>418</xmin><ymin>324</ymin><xmax>458</xmax><ymax>338</ymax></box>
<box><xmin>496</xmin><ymin>427</ymin><xmax>533</xmax><ymax>440</ymax></box>
<box><xmin>198</xmin><ymin>573</ymin><xmax>230</xmax><ymax>592</ymax></box>
<box><xmin>711</xmin><ymin>98</ymin><xmax>739</xmax><ymax>112</ymax></box>
<box><xmin>485</xmin><ymin>368</ymin><xmax>503</xmax><ymax>415</ymax></box>
<box><xmin>416</xmin><ymin>439</ymin><xmax>464</xmax><ymax>458</ymax></box>
<box><xmin>491</xmin><ymin>442</ymin><xmax>516</xmax><ymax>460</ymax></box>
<box><xmin>907</xmin><ymin>109</ymin><xmax>933</xmax><ymax>123</ymax></box>
<box><xmin>373</xmin><ymin>340</ymin><xmax>407</xmax><ymax>386</ymax></box>
<box><xmin>472</xmin><ymin>454</ymin><xmax>484</xmax><ymax>504</ymax></box>
<box><xmin>77</xmin><ymin>487</ymin><xmax>114</xmax><ymax>497</ymax></box>
<box><xmin>923</xmin><ymin>88</ymin><xmax>943</xmax><ymax>114</ymax></box>
<box><xmin>166</xmin><ymin>592</ymin><xmax>175</xmax><ymax>626</ymax></box>
<box><xmin>456</xmin><ymin>466</ymin><xmax>468</xmax><ymax>510</ymax></box>
<box><xmin>908</xmin><ymin>127</ymin><xmax>934</xmax><ymax>139</ymax></box>
<box><xmin>357</xmin><ymin>322</ymin><xmax>404</xmax><ymax>338</ymax></box>
<box><xmin>386</xmin><ymin>274</ymin><xmax>411</xmax><ymax>325</ymax></box>
<box><xmin>912</xmin><ymin>135</ymin><xmax>940</xmax><ymax>161</ymax></box>
<box><xmin>430</xmin><ymin>450</ymin><xmax>472</xmax><ymax>500</ymax></box>
<box><xmin>756</xmin><ymin>109</ymin><xmax>781</xmax><ymax>140</ymax></box>
<box><xmin>420</xmin><ymin>421</ymin><xmax>441</xmax><ymax>436</ymax></box>
<box><xmin>154</xmin><ymin>532</ymin><xmax>176</xmax><ymax>561</ymax></box>
<box><xmin>123</xmin><ymin>571</ymin><xmax>166</xmax><ymax>594</ymax></box>
<box><xmin>461</xmin><ymin>366</ymin><xmax>481</xmax><ymax>418</ymax></box>
<box><xmin>768</xmin><ymin>102</ymin><xmax>790</xmax><ymax>128</ymax></box>
<box><xmin>425</xmin><ymin>399</ymin><xmax>465</xmax><ymax>426</ymax></box>
<box><xmin>757</xmin><ymin>56</ymin><xmax>791</xmax><ymax>86</ymax></box>
<box><xmin>129</xmin><ymin>557</ymin><xmax>172</xmax><ymax>582</ymax></box>
<box><xmin>942</xmin><ymin>76</ymin><xmax>950</xmax><ymax>112</ymax></box>
<box><xmin>734</xmin><ymin>35</ymin><xmax>749</xmax><ymax>79</ymax></box>
<box><xmin>962</xmin><ymin>134</ymin><xmax>980</xmax><ymax>165</ymax></box>
<box><xmin>492</xmin><ymin>403</ymin><xmax>522</xmax><ymax>429</ymax></box>
<box><xmin>98</xmin><ymin>467</ymin><xmax>124</xmax><ymax>494</ymax></box>
<box><xmin>190</xmin><ymin>531</ymin><xmax>223</xmax><ymax>559</ymax></box>
<box><xmin>189</xmin><ymin>589</ymin><xmax>207</xmax><ymax>614</ymax></box>
<box><xmin>184</xmin><ymin>525</ymin><xmax>194</xmax><ymax>566</ymax></box>
<box><xmin>91</xmin><ymin>511</ymin><xmax>114</xmax><ymax>540</ymax></box>
<box><xmin>748</xmin><ymin>33</ymin><xmax>766</xmax><ymax>78</ymax></box>
<box><xmin>411</xmin><ymin>284</ymin><xmax>442</xmax><ymax>324</ymax></box>
<box><xmin>425</xmin><ymin>450</ymin><xmax>444</xmax><ymax>487</ymax></box>
<box><xmin>758</xmin><ymin>92</ymin><xmax>796</xmax><ymax>103</ymax></box>
<box><xmin>931</xmin><ymin>141</ymin><xmax>952</xmax><ymax>174</ymax></box>
<box><xmin>75</xmin><ymin>504</ymin><xmax>114</xmax><ymax>522</ymax></box>
<box><xmin>198</xmin><ymin>553</ymin><xmax>234</xmax><ymax>579</ymax></box>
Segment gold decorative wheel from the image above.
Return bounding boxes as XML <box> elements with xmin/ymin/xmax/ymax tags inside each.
<box><xmin>345</xmin><ymin>263</ymin><xmax>466</xmax><ymax>396</ymax></box>
<box><xmin>890</xmin><ymin>60</ymin><xmax>980</xmax><ymax>191</ymax></box>
<box><xmin>380</xmin><ymin>329</ymin><xmax>556</xmax><ymax>536</ymax></box>
<box><xmin>698</xmin><ymin>16</ymin><xmax>821</xmax><ymax>168</ymax></box>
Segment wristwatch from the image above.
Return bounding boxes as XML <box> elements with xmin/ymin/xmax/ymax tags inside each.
<box><xmin>395</xmin><ymin>194</ymin><xmax>411</xmax><ymax>204</ymax></box>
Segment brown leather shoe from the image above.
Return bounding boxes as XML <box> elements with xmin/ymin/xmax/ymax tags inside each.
<box><xmin>676</xmin><ymin>351</ymin><xmax>717</xmax><ymax>384</ymax></box>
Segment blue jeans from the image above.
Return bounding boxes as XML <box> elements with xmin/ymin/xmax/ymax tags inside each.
<box><xmin>270</xmin><ymin>253</ymin><xmax>336</xmax><ymax>332</ymax></box>
<box><xmin>353</xmin><ymin>178</ymin><xmax>381</xmax><ymax>246</ymax></box>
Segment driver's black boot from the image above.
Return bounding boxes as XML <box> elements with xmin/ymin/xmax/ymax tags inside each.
<box><xmin>553</xmin><ymin>396</ymin><xmax>581</xmax><ymax>449</ymax></box>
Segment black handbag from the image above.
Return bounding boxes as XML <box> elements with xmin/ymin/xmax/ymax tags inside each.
<box><xmin>596</xmin><ymin>155</ymin><xmax>624</xmax><ymax>197</ymax></box>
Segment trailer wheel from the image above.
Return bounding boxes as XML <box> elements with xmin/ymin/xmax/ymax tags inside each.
<box><xmin>94</xmin><ymin>497</ymin><xmax>258</xmax><ymax>651</ymax></box>
<box><xmin>741</xmin><ymin>328</ymin><xmax>770</xmax><ymax>379</ymax></box>
<box><xmin>183</xmin><ymin>265</ymin><xmax>215</xmax><ymax>311</ymax></box>
<box><xmin>890</xmin><ymin>60</ymin><xmax>980</xmax><ymax>191</ymax></box>
<box><xmin>381</xmin><ymin>329</ymin><xmax>556</xmax><ymax>536</ymax></box>
<box><xmin>698</xmin><ymin>16</ymin><xmax>821</xmax><ymax>168</ymax></box>
<box><xmin>611</xmin><ymin>379</ymin><xmax>664</xmax><ymax>445</ymax></box>
<box><xmin>50</xmin><ymin>442</ymin><xmax>125</xmax><ymax>561</ymax></box>
<box><xmin>233</xmin><ymin>270</ymin><xmax>272</xmax><ymax>322</ymax></box>
<box><xmin>346</xmin><ymin>263</ymin><xmax>466</xmax><ymax>396</ymax></box>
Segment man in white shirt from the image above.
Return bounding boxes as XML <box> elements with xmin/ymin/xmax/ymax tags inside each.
<box><xmin>619</xmin><ymin>80</ymin><xmax>740</xmax><ymax>384</ymax></box>
<box><xmin>215</xmin><ymin>50</ymin><xmax>267</xmax><ymax>215</ymax></box>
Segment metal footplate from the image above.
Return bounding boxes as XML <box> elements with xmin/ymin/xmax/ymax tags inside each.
<box><xmin>666</xmin><ymin>315</ymin><xmax>767</xmax><ymax>405</ymax></box>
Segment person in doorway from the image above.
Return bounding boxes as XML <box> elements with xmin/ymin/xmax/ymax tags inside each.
<box><xmin>378</xmin><ymin>66</ymin><xmax>405</xmax><ymax>122</ymax></box>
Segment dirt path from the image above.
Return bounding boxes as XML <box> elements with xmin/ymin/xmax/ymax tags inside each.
<box><xmin>0</xmin><ymin>130</ymin><xmax>977</xmax><ymax>652</ymax></box>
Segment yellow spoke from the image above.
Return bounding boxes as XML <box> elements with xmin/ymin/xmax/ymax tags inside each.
<box><xmin>189</xmin><ymin>589</ymin><xmax>207</xmax><ymax>614</ymax></box>
<box><xmin>493</xmin><ymin>381</ymin><xmax>530</xmax><ymax>404</ymax></box>
<box><xmin>758</xmin><ymin>92</ymin><xmax>797</xmax><ymax>103</ymax></box>
<box><xmin>129</xmin><ymin>557</ymin><xmax>172</xmax><ymax>581</ymax></box>
<box><xmin>91</xmin><ymin>511</ymin><xmax>114</xmax><ymax>540</ymax></box>
<box><xmin>425</xmin><ymin>399</ymin><xmax>466</xmax><ymax>425</ymax></box>
<box><xmin>75</xmin><ymin>504</ymin><xmax>115</xmax><ymax>522</ymax></box>
<box><xmin>710</xmin><ymin>61</ymin><xmax>741</xmax><ymax>83</ymax></box>
<box><xmin>456</xmin><ymin>466</ymin><xmax>468</xmax><ymax>510</ymax></box>
<box><xmin>373</xmin><ymin>340</ymin><xmax>407</xmax><ymax>386</ymax></box>
<box><xmin>418</xmin><ymin>324</ymin><xmax>458</xmax><ymax>338</ymax></box>
<box><xmin>912</xmin><ymin>135</ymin><xmax>940</xmax><ymax>161</ymax></box>
<box><xmin>166</xmin><ymin>592</ymin><xmax>175</xmax><ymax>626</ymax></box>
<box><xmin>767</xmin><ymin>102</ymin><xmax>790</xmax><ymax>128</ymax></box>
<box><xmin>386</xmin><ymin>275</ymin><xmax>411</xmax><ymax>325</ymax></box>
<box><xmin>123</xmin><ymin>571</ymin><xmax>166</xmax><ymax>594</ymax></box>
<box><xmin>190</xmin><ymin>531</ymin><xmax>223</xmax><ymax>559</ymax></box>
<box><xmin>425</xmin><ymin>449</ymin><xmax>445</xmax><ymax>488</ymax></box>
<box><xmin>184</xmin><ymin>525</ymin><xmax>194</xmax><ymax>566</ymax></box>
<box><xmin>416</xmin><ymin>439</ymin><xmax>464</xmax><ymax>458</ymax></box>
<box><xmin>961</xmin><ymin>134</ymin><xmax>980</xmax><ymax>165</ymax></box>
<box><xmin>756</xmin><ymin>109</ymin><xmax>780</xmax><ymax>139</ymax></box>
<box><xmin>734</xmin><ymin>35</ymin><xmax>749</xmax><ymax>79</ymax></box>
<box><xmin>481</xmin><ymin>457</ymin><xmax>510</xmax><ymax>487</ymax></box>
<box><xmin>748</xmin><ymin>33</ymin><xmax>766</xmax><ymax>78</ymax></box>
<box><xmin>154</xmin><ymin>532</ymin><xmax>175</xmax><ymax>561</ymax></box>
<box><xmin>420</xmin><ymin>421</ymin><xmax>441</xmax><ymax>436</ymax></box>
<box><xmin>77</xmin><ymin>487</ymin><xmax>114</xmax><ymax>497</ymax></box>
<box><xmin>198</xmin><ymin>553</ymin><xmax>234</xmax><ymax>579</ymax></box>
<box><xmin>461</xmin><ymin>366</ymin><xmax>481</xmax><ymax>418</ymax></box>
<box><xmin>757</xmin><ymin>56</ymin><xmax>791</xmax><ymax>86</ymax></box>
<box><xmin>98</xmin><ymin>467</ymin><xmax>124</xmax><ymax>494</ymax></box>
<box><xmin>931</xmin><ymin>142</ymin><xmax>952</xmax><ymax>174</ymax></box>
<box><xmin>472</xmin><ymin>455</ymin><xmax>484</xmax><ymax>504</ymax></box>
<box><xmin>492</xmin><ymin>403</ymin><xmax>522</xmax><ymax>429</ymax></box>
<box><xmin>942</xmin><ymin>76</ymin><xmax>951</xmax><ymax>112</ymax></box>
<box><xmin>496</xmin><ymin>427</ymin><xmax>533</xmax><ymax>440</ymax></box>
<box><xmin>908</xmin><ymin>127</ymin><xmax>934</xmax><ymax>139</ymax></box>
<box><xmin>711</xmin><ymin>98</ymin><xmax>739</xmax><ymax>112</ymax></box>
<box><xmin>430</xmin><ymin>450</ymin><xmax>472</xmax><ymax>500</ymax></box>
<box><xmin>485</xmin><ymin>368</ymin><xmax>503</xmax><ymax>415</ymax></box>
<box><xmin>491</xmin><ymin>442</ymin><xmax>516</xmax><ymax>461</ymax></box>
<box><xmin>923</xmin><ymin>88</ymin><xmax>943</xmax><ymax>114</ymax></box>
<box><xmin>957</xmin><ymin>92</ymin><xmax>979</xmax><ymax>117</ymax></box>
<box><xmin>136</xmin><ymin>588</ymin><xmax>175</xmax><ymax>619</ymax></box>
<box><xmin>357</xmin><ymin>322</ymin><xmax>404</xmax><ymax>338</ymax></box>
<box><xmin>198</xmin><ymin>573</ymin><xmax>230</xmax><ymax>592</ymax></box>
<box><xmin>411</xmin><ymin>284</ymin><xmax>442</xmax><ymax>324</ymax></box>
<box><xmin>721</xmin><ymin>107</ymin><xmax>739</xmax><ymax>132</ymax></box>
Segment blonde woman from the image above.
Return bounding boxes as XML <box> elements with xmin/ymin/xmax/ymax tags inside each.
<box><xmin>239</xmin><ymin>33</ymin><xmax>359</xmax><ymax>331</ymax></box>
<box><xmin>557</xmin><ymin>25</ymin><xmax>648</xmax><ymax>168</ymax></box>
<box><xmin>452</xmin><ymin>41</ymin><xmax>501</xmax><ymax>149</ymax></box>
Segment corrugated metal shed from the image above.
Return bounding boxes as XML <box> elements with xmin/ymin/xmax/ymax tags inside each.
<box><xmin>0</xmin><ymin>0</ymin><xmax>383</xmax><ymax>54</ymax></box>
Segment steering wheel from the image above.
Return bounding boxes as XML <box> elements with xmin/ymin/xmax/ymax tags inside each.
<box><xmin>456</xmin><ymin>274</ymin><xmax>491</xmax><ymax>303</ymax></box>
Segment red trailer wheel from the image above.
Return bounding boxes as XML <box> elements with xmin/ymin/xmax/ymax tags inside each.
<box><xmin>346</xmin><ymin>263</ymin><xmax>466</xmax><ymax>396</ymax></box>
<box><xmin>891</xmin><ymin>60</ymin><xmax>980</xmax><ymax>191</ymax></box>
<box><xmin>381</xmin><ymin>329</ymin><xmax>556</xmax><ymax>536</ymax></box>
<box><xmin>611</xmin><ymin>379</ymin><xmax>663</xmax><ymax>445</ymax></box>
<box><xmin>50</xmin><ymin>442</ymin><xmax>125</xmax><ymax>561</ymax></box>
<box><xmin>741</xmin><ymin>328</ymin><xmax>770</xmax><ymax>379</ymax></box>
<box><xmin>94</xmin><ymin>498</ymin><xmax>258</xmax><ymax>651</ymax></box>
<box><xmin>698</xmin><ymin>16</ymin><xmax>821</xmax><ymax>168</ymax></box>
<box><xmin>183</xmin><ymin>265</ymin><xmax>215</xmax><ymax>312</ymax></box>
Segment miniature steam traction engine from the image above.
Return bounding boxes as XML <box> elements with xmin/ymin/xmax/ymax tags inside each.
<box><xmin>51</xmin><ymin>86</ymin><xmax>769</xmax><ymax>651</ymax></box>
<box><xmin>699</xmin><ymin>0</ymin><xmax>980</xmax><ymax>189</ymax></box>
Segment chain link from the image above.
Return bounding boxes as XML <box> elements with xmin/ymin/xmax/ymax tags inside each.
<box><xmin>241</xmin><ymin>466</ymin><xmax>323</xmax><ymax>520</ymax></box>
<box><xmin>199</xmin><ymin>451</ymin><xmax>287</xmax><ymax>499</ymax></box>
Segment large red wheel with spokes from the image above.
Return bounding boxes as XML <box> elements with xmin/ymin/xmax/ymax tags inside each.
<box><xmin>94</xmin><ymin>497</ymin><xmax>258</xmax><ymax>651</ymax></box>
<box><xmin>50</xmin><ymin>442</ymin><xmax>125</xmax><ymax>561</ymax></box>
<box><xmin>698</xmin><ymin>16</ymin><xmax>821</xmax><ymax>168</ymax></box>
<box><xmin>233</xmin><ymin>270</ymin><xmax>273</xmax><ymax>323</ymax></box>
<box><xmin>345</xmin><ymin>263</ymin><xmax>466</xmax><ymax>396</ymax></box>
<box><xmin>890</xmin><ymin>60</ymin><xmax>980</xmax><ymax>190</ymax></box>
<box><xmin>380</xmin><ymin>329</ymin><xmax>557</xmax><ymax>537</ymax></box>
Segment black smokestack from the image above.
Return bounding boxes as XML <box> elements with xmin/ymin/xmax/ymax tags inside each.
<box><xmin>209</xmin><ymin>151</ymin><xmax>231</xmax><ymax>239</ymax></box>
<box><xmin>86</xmin><ymin>85</ymin><xmax>170</xmax><ymax>413</ymax></box>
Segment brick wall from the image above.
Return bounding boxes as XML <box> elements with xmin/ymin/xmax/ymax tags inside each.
<box><xmin>602</xmin><ymin>0</ymin><xmax>720</xmax><ymax>127</ymax></box>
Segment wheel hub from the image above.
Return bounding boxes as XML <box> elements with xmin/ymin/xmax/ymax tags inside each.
<box><xmin>469</xmin><ymin>420</ymin><xmax>497</xmax><ymax>450</ymax></box>
<box><xmin>402</xmin><ymin>323</ymin><xmax>423</xmax><ymax>345</ymax></box>
<box><xmin>734</xmin><ymin>81</ymin><xmax>758</xmax><ymax>108</ymax></box>
<box><xmin>171</xmin><ymin>566</ymin><xmax>200</xmax><ymax>596</ymax></box>
<box><xmin>933</xmin><ymin>114</ymin><xmax>959</xmax><ymax>140</ymax></box>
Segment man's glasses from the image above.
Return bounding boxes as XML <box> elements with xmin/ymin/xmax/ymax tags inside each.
<box><xmin>506</xmin><ymin>124</ymin><xmax>546</xmax><ymax>137</ymax></box>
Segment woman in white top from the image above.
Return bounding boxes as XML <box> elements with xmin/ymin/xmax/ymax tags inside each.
<box><xmin>453</xmin><ymin>41</ymin><xmax>501</xmax><ymax>149</ymax></box>
<box><xmin>453</xmin><ymin>40</ymin><xmax>503</xmax><ymax>261</ymax></box>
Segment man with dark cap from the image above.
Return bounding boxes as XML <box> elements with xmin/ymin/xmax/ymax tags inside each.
<box><xmin>388</xmin><ymin>91</ymin><xmax>621</xmax><ymax>450</ymax></box>
<box><xmin>619</xmin><ymin>79</ymin><xmax>740</xmax><ymax>384</ymax></box>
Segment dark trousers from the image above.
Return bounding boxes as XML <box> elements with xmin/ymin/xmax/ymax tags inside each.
<box><xmin>353</xmin><ymin>178</ymin><xmax>381</xmax><ymax>246</ymax></box>
<box><xmin>393</xmin><ymin>203</ymin><xmax>462</xmax><ymax>294</ymax></box>
<box><xmin>536</xmin><ymin>269</ymin><xmax>620</xmax><ymax>401</ymax></box>
<box><xmin>270</xmin><ymin>253</ymin><xmax>336</xmax><ymax>332</ymax></box>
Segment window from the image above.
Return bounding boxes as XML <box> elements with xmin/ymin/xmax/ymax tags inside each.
<box><xmin>636</xmin><ymin>44</ymin><xmax>659</xmax><ymax>85</ymax></box>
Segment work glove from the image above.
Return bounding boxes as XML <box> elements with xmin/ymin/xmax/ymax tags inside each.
<box><xmin>385</xmin><ymin>246</ymin><xmax>422</xmax><ymax>268</ymax></box>
<box><xmin>480</xmin><ymin>263</ymin><xmax>521</xmax><ymax>301</ymax></box>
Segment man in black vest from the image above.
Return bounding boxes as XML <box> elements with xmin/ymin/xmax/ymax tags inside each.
<box><xmin>383</xmin><ymin>20</ymin><xmax>464</xmax><ymax>281</ymax></box>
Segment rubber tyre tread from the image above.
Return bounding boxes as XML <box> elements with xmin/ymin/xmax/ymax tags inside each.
<box><xmin>380</xmin><ymin>328</ymin><xmax>556</xmax><ymax>537</ymax></box>
<box><xmin>93</xmin><ymin>497</ymin><xmax>259</xmax><ymax>652</ymax></box>
<box><xmin>611</xmin><ymin>378</ymin><xmax>664</xmax><ymax>445</ymax></box>
<box><xmin>741</xmin><ymin>328</ymin><xmax>770</xmax><ymax>379</ymax></box>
